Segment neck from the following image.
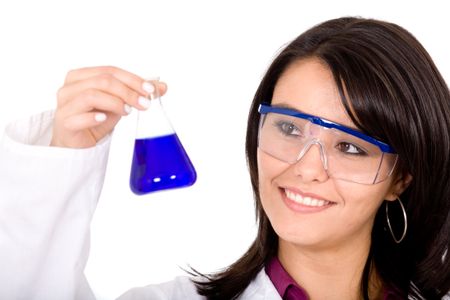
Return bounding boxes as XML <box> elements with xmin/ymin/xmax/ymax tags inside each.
<box><xmin>278</xmin><ymin>235</ymin><xmax>383</xmax><ymax>299</ymax></box>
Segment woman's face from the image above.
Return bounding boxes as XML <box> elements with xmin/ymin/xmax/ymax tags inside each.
<box><xmin>258</xmin><ymin>58</ymin><xmax>403</xmax><ymax>251</ymax></box>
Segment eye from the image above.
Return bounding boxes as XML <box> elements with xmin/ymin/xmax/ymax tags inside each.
<box><xmin>336</xmin><ymin>142</ymin><xmax>368</xmax><ymax>156</ymax></box>
<box><xmin>275</xmin><ymin>121</ymin><xmax>302</xmax><ymax>137</ymax></box>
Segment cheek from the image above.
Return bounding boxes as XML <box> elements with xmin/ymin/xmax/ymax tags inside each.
<box><xmin>257</xmin><ymin>150</ymin><xmax>284</xmax><ymax>209</ymax></box>
<box><xmin>333</xmin><ymin>180</ymin><xmax>392</xmax><ymax>224</ymax></box>
<box><xmin>257</xmin><ymin>150</ymin><xmax>285</xmax><ymax>196</ymax></box>
<box><xmin>258</xmin><ymin>150</ymin><xmax>274</xmax><ymax>186</ymax></box>
<box><xmin>334</xmin><ymin>179</ymin><xmax>392</xmax><ymax>203</ymax></box>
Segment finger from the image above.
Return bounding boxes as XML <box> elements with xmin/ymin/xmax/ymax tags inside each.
<box><xmin>156</xmin><ymin>81</ymin><xmax>167</xmax><ymax>95</ymax></box>
<box><xmin>63</xmin><ymin>66</ymin><xmax>167</xmax><ymax>97</ymax></box>
<box><xmin>58</xmin><ymin>74</ymin><xmax>153</xmax><ymax>110</ymax></box>
<box><xmin>66</xmin><ymin>89</ymin><xmax>132</xmax><ymax>117</ymax></box>
<box><xmin>63</xmin><ymin>112</ymin><xmax>110</xmax><ymax>131</ymax></box>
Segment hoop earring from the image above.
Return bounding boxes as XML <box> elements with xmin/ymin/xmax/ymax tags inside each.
<box><xmin>385</xmin><ymin>197</ymin><xmax>407</xmax><ymax>244</ymax></box>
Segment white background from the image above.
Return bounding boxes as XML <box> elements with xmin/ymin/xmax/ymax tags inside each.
<box><xmin>0</xmin><ymin>1</ymin><xmax>449</xmax><ymax>299</ymax></box>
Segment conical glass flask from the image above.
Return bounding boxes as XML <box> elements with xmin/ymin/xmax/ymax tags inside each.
<box><xmin>130</xmin><ymin>81</ymin><xmax>197</xmax><ymax>195</ymax></box>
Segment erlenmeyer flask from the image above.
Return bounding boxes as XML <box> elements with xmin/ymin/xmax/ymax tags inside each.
<box><xmin>130</xmin><ymin>81</ymin><xmax>197</xmax><ymax>195</ymax></box>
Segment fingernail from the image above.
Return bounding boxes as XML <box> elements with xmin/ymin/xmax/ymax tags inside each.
<box><xmin>138</xmin><ymin>96</ymin><xmax>151</xmax><ymax>109</ymax></box>
<box><xmin>95</xmin><ymin>113</ymin><xmax>107</xmax><ymax>122</ymax></box>
<box><xmin>124</xmin><ymin>104</ymin><xmax>132</xmax><ymax>114</ymax></box>
<box><xmin>142</xmin><ymin>81</ymin><xmax>155</xmax><ymax>94</ymax></box>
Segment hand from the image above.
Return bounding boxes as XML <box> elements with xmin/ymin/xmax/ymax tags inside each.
<box><xmin>50</xmin><ymin>66</ymin><xmax>167</xmax><ymax>148</ymax></box>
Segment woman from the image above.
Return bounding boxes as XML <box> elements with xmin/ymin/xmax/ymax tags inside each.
<box><xmin>1</xmin><ymin>17</ymin><xmax>449</xmax><ymax>299</ymax></box>
<box><xmin>191</xmin><ymin>17</ymin><xmax>450</xmax><ymax>299</ymax></box>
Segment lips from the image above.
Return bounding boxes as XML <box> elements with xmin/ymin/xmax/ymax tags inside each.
<box><xmin>282</xmin><ymin>187</ymin><xmax>335</xmax><ymax>209</ymax></box>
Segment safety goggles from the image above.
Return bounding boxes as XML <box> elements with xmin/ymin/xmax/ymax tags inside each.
<box><xmin>258</xmin><ymin>104</ymin><xmax>398</xmax><ymax>184</ymax></box>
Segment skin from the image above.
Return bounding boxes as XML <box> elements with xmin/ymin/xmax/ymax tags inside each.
<box><xmin>257</xmin><ymin>58</ymin><xmax>411</xmax><ymax>299</ymax></box>
<box><xmin>51</xmin><ymin>66</ymin><xmax>167</xmax><ymax>148</ymax></box>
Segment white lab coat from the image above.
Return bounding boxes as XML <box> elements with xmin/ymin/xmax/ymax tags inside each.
<box><xmin>0</xmin><ymin>111</ymin><xmax>281</xmax><ymax>300</ymax></box>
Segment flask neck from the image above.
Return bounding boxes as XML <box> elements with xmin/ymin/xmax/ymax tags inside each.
<box><xmin>135</xmin><ymin>96</ymin><xmax>174</xmax><ymax>139</ymax></box>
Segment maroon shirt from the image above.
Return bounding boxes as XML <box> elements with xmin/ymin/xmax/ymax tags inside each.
<box><xmin>265</xmin><ymin>256</ymin><xmax>404</xmax><ymax>300</ymax></box>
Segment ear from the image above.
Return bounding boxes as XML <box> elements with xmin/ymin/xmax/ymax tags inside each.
<box><xmin>385</xmin><ymin>173</ymin><xmax>413</xmax><ymax>201</ymax></box>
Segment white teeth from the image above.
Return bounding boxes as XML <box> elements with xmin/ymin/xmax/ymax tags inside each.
<box><xmin>304</xmin><ymin>197</ymin><xmax>312</xmax><ymax>206</ymax></box>
<box><xmin>285</xmin><ymin>190</ymin><xmax>329</xmax><ymax>207</ymax></box>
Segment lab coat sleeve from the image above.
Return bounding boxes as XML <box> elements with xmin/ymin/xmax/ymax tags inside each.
<box><xmin>0</xmin><ymin>110</ymin><xmax>111</xmax><ymax>300</ymax></box>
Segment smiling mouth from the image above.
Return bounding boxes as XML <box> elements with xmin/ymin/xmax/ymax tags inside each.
<box><xmin>284</xmin><ymin>188</ymin><xmax>334</xmax><ymax>207</ymax></box>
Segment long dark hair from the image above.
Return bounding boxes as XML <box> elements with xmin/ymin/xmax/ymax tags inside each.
<box><xmin>193</xmin><ymin>17</ymin><xmax>450</xmax><ymax>299</ymax></box>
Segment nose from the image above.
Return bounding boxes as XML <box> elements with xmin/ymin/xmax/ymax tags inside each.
<box><xmin>292</xmin><ymin>141</ymin><xmax>329</xmax><ymax>182</ymax></box>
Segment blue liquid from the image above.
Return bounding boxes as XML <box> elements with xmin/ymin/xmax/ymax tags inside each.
<box><xmin>130</xmin><ymin>134</ymin><xmax>197</xmax><ymax>195</ymax></box>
